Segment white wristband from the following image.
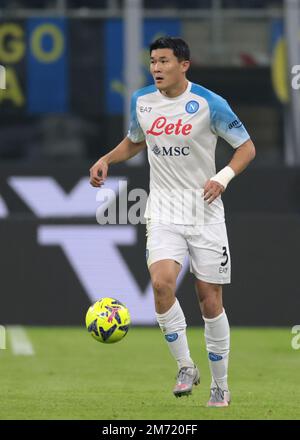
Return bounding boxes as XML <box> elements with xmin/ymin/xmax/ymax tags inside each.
<box><xmin>210</xmin><ymin>166</ymin><xmax>235</xmax><ymax>190</ymax></box>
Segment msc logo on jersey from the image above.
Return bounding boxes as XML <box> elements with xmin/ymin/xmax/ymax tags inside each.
<box><xmin>152</xmin><ymin>145</ymin><xmax>161</xmax><ymax>156</ymax></box>
<box><xmin>185</xmin><ymin>100</ymin><xmax>199</xmax><ymax>114</ymax></box>
<box><xmin>228</xmin><ymin>119</ymin><xmax>242</xmax><ymax>129</ymax></box>
<box><xmin>151</xmin><ymin>145</ymin><xmax>190</xmax><ymax>157</ymax></box>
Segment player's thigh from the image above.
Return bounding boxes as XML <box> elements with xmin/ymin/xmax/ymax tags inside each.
<box><xmin>146</xmin><ymin>221</ymin><xmax>188</xmax><ymax>270</ymax></box>
<box><xmin>188</xmin><ymin>222</ymin><xmax>231</xmax><ymax>284</ymax></box>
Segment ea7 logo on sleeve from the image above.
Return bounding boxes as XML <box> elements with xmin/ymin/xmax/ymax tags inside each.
<box><xmin>228</xmin><ymin>119</ymin><xmax>242</xmax><ymax>129</ymax></box>
<box><xmin>146</xmin><ymin>117</ymin><xmax>192</xmax><ymax>136</ymax></box>
<box><xmin>139</xmin><ymin>106</ymin><xmax>152</xmax><ymax>113</ymax></box>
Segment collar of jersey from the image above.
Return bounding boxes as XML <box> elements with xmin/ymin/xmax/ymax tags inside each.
<box><xmin>156</xmin><ymin>80</ymin><xmax>192</xmax><ymax>101</ymax></box>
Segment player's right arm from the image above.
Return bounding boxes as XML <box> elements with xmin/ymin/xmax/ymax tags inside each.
<box><xmin>90</xmin><ymin>89</ymin><xmax>146</xmax><ymax>187</ymax></box>
<box><xmin>89</xmin><ymin>137</ymin><xmax>146</xmax><ymax>187</ymax></box>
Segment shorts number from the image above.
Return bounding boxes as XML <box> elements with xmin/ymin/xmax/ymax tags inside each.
<box><xmin>221</xmin><ymin>246</ymin><xmax>228</xmax><ymax>266</ymax></box>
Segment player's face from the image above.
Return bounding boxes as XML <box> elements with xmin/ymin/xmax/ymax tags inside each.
<box><xmin>150</xmin><ymin>48</ymin><xmax>190</xmax><ymax>93</ymax></box>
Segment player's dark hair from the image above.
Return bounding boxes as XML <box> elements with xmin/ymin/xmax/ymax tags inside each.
<box><xmin>149</xmin><ymin>37</ymin><xmax>190</xmax><ymax>61</ymax></box>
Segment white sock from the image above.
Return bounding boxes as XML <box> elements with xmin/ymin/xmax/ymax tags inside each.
<box><xmin>156</xmin><ymin>298</ymin><xmax>194</xmax><ymax>370</ymax></box>
<box><xmin>203</xmin><ymin>309</ymin><xmax>230</xmax><ymax>391</ymax></box>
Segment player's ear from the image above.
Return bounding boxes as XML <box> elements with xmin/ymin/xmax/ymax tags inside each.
<box><xmin>181</xmin><ymin>60</ymin><xmax>190</xmax><ymax>73</ymax></box>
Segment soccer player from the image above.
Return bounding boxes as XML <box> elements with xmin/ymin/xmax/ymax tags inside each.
<box><xmin>90</xmin><ymin>37</ymin><xmax>255</xmax><ymax>407</ymax></box>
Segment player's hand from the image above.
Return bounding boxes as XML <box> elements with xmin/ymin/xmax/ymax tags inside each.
<box><xmin>203</xmin><ymin>180</ymin><xmax>224</xmax><ymax>204</ymax></box>
<box><xmin>89</xmin><ymin>159</ymin><xmax>108</xmax><ymax>187</ymax></box>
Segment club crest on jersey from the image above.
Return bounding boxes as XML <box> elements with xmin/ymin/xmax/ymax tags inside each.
<box><xmin>185</xmin><ymin>100</ymin><xmax>199</xmax><ymax>114</ymax></box>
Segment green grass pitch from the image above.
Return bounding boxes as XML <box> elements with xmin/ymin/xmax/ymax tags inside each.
<box><xmin>0</xmin><ymin>327</ymin><xmax>299</xmax><ymax>420</ymax></box>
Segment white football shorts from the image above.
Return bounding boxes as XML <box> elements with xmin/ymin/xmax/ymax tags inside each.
<box><xmin>146</xmin><ymin>221</ymin><xmax>231</xmax><ymax>284</ymax></box>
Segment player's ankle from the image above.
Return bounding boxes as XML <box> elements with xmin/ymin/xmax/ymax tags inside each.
<box><xmin>178</xmin><ymin>359</ymin><xmax>194</xmax><ymax>370</ymax></box>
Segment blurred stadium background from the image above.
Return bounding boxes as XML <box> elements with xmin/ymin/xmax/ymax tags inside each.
<box><xmin>0</xmin><ymin>0</ymin><xmax>299</xmax><ymax>328</ymax></box>
<box><xmin>1</xmin><ymin>0</ymin><xmax>300</xmax><ymax>423</ymax></box>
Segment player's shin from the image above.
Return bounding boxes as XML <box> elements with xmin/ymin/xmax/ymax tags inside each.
<box><xmin>203</xmin><ymin>309</ymin><xmax>230</xmax><ymax>391</ymax></box>
<box><xmin>156</xmin><ymin>298</ymin><xmax>194</xmax><ymax>369</ymax></box>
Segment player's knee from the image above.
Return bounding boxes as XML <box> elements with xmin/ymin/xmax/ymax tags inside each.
<box><xmin>200</xmin><ymin>296</ymin><xmax>222</xmax><ymax>318</ymax></box>
<box><xmin>151</xmin><ymin>276</ymin><xmax>175</xmax><ymax>296</ymax></box>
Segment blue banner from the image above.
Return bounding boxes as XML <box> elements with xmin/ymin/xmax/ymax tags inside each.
<box><xmin>26</xmin><ymin>18</ymin><xmax>68</xmax><ymax>113</ymax></box>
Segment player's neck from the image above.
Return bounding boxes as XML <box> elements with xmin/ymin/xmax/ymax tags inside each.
<box><xmin>160</xmin><ymin>79</ymin><xmax>189</xmax><ymax>98</ymax></box>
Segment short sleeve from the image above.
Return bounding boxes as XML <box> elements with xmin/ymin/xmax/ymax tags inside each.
<box><xmin>210</xmin><ymin>96</ymin><xmax>250</xmax><ymax>148</ymax></box>
<box><xmin>127</xmin><ymin>92</ymin><xmax>145</xmax><ymax>143</ymax></box>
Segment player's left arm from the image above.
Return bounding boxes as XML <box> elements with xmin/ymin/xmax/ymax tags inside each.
<box><xmin>203</xmin><ymin>139</ymin><xmax>256</xmax><ymax>204</ymax></box>
<box><xmin>227</xmin><ymin>138</ymin><xmax>256</xmax><ymax>175</ymax></box>
<box><xmin>204</xmin><ymin>94</ymin><xmax>256</xmax><ymax>204</ymax></box>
